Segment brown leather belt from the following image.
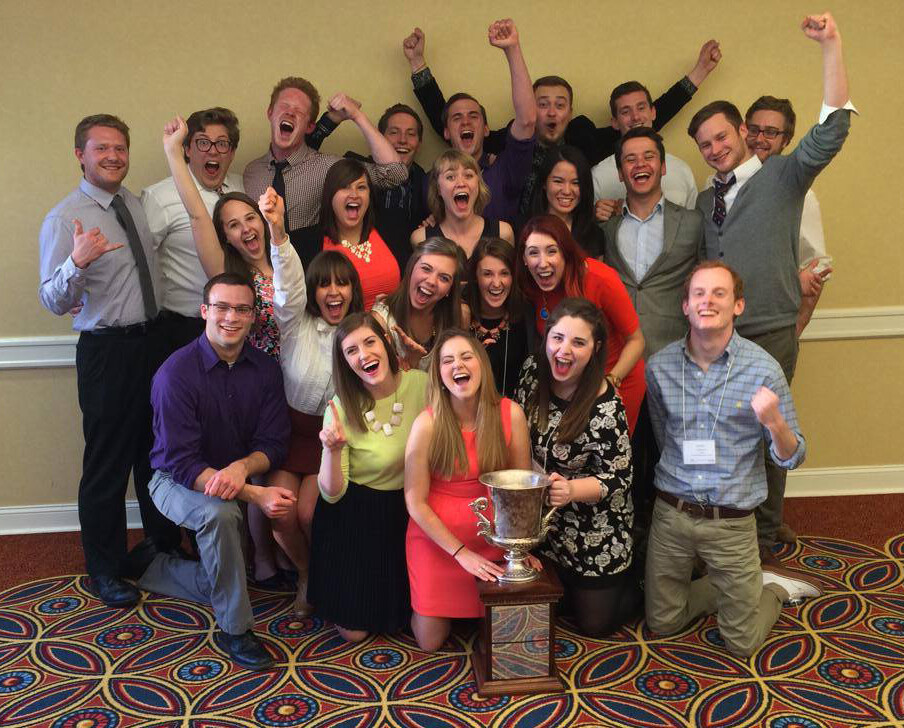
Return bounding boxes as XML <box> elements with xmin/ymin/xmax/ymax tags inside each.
<box><xmin>657</xmin><ymin>490</ymin><xmax>752</xmax><ymax>520</ymax></box>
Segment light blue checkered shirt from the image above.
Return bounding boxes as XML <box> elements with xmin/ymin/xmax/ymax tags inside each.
<box><xmin>645</xmin><ymin>330</ymin><xmax>805</xmax><ymax>509</ymax></box>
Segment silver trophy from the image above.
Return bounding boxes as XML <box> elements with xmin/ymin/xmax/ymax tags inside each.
<box><xmin>470</xmin><ymin>469</ymin><xmax>558</xmax><ymax>583</ymax></box>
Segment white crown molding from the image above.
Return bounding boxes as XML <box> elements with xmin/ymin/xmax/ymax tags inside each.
<box><xmin>2</xmin><ymin>306</ymin><xmax>901</xmax><ymax>370</ymax></box>
<box><xmin>0</xmin><ymin>465</ymin><xmax>900</xmax><ymax>534</ymax></box>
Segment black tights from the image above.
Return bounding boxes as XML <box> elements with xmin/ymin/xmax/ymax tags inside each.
<box><xmin>560</xmin><ymin>573</ymin><xmax>642</xmax><ymax>638</ymax></box>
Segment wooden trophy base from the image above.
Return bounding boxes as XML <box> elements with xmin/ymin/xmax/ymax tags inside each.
<box><xmin>471</xmin><ymin>563</ymin><xmax>564</xmax><ymax>696</ymax></box>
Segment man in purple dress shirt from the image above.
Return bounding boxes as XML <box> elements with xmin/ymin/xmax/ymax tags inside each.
<box><xmin>137</xmin><ymin>272</ymin><xmax>292</xmax><ymax>671</ymax></box>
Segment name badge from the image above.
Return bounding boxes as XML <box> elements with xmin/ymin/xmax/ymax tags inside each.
<box><xmin>683</xmin><ymin>439</ymin><xmax>716</xmax><ymax>465</ymax></box>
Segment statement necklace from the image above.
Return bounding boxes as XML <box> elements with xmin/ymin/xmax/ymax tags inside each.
<box><xmin>364</xmin><ymin>401</ymin><xmax>404</xmax><ymax>437</ymax></box>
<box><xmin>540</xmin><ymin>293</ymin><xmax>549</xmax><ymax>320</ymax></box>
<box><xmin>470</xmin><ymin>315</ymin><xmax>510</xmax><ymax>346</ymax></box>
<box><xmin>340</xmin><ymin>238</ymin><xmax>372</xmax><ymax>263</ymax></box>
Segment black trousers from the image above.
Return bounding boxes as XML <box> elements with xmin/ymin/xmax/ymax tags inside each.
<box><xmin>158</xmin><ymin>310</ymin><xmax>205</xmax><ymax>359</ymax></box>
<box><xmin>76</xmin><ymin>325</ymin><xmax>181</xmax><ymax>577</ymax></box>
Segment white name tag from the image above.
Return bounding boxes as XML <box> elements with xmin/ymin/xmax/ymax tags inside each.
<box><xmin>683</xmin><ymin>439</ymin><xmax>716</xmax><ymax>465</ymax></box>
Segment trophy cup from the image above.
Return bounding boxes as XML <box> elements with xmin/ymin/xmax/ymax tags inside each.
<box><xmin>468</xmin><ymin>469</ymin><xmax>564</xmax><ymax>696</ymax></box>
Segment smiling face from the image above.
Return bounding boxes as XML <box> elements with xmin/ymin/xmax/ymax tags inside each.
<box><xmin>545</xmin><ymin>160</ymin><xmax>580</xmax><ymax>219</ymax></box>
<box><xmin>694</xmin><ymin>112</ymin><xmax>749</xmax><ymax>175</ymax></box>
<box><xmin>439</xmin><ymin>335</ymin><xmax>482</xmax><ymax>400</ymax></box>
<box><xmin>202</xmin><ymin>283</ymin><xmax>255</xmax><ymax>359</ymax></box>
<box><xmin>617</xmin><ymin>136</ymin><xmax>665</xmax><ymax>198</ymax></box>
<box><xmin>331</xmin><ymin>174</ymin><xmax>370</xmax><ymax>232</ymax></box>
<box><xmin>186</xmin><ymin>123</ymin><xmax>235</xmax><ymax>191</ymax></box>
<box><xmin>438</xmin><ymin>162</ymin><xmax>479</xmax><ymax>219</ymax></box>
<box><xmin>545</xmin><ymin>315</ymin><xmax>595</xmax><ymax>397</ymax></box>
<box><xmin>267</xmin><ymin>88</ymin><xmax>315</xmax><ymax>158</ymax></box>
<box><xmin>745</xmin><ymin>109</ymin><xmax>791</xmax><ymax>162</ymax></box>
<box><xmin>444</xmin><ymin>98</ymin><xmax>489</xmax><ymax>159</ymax></box>
<box><xmin>315</xmin><ymin>274</ymin><xmax>353</xmax><ymax>325</ymax></box>
<box><xmin>611</xmin><ymin>90</ymin><xmax>656</xmax><ymax>136</ymax></box>
<box><xmin>682</xmin><ymin>266</ymin><xmax>745</xmax><ymax>336</ymax></box>
<box><xmin>535</xmin><ymin>84</ymin><xmax>572</xmax><ymax>145</ymax></box>
<box><xmin>341</xmin><ymin>325</ymin><xmax>392</xmax><ymax>389</ymax></box>
<box><xmin>218</xmin><ymin>200</ymin><xmax>266</xmax><ymax>264</ymax></box>
<box><xmin>75</xmin><ymin>125</ymin><xmax>129</xmax><ymax>193</ymax></box>
<box><xmin>523</xmin><ymin>232</ymin><xmax>564</xmax><ymax>292</ymax></box>
<box><xmin>383</xmin><ymin>111</ymin><xmax>421</xmax><ymax>167</ymax></box>
<box><xmin>409</xmin><ymin>253</ymin><xmax>457</xmax><ymax>310</ymax></box>
<box><xmin>476</xmin><ymin>254</ymin><xmax>513</xmax><ymax>315</ymax></box>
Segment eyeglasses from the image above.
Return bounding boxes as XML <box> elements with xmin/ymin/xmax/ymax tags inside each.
<box><xmin>207</xmin><ymin>302</ymin><xmax>254</xmax><ymax>316</ymax></box>
<box><xmin>194</xmin><ymin>137</ymin><xmax>232</xmax><ymax>153</ymax></box>
<box><xmin>745</xmin><ymin>125</ymin><xmax>787</xmax><ymax>140</ymax></box>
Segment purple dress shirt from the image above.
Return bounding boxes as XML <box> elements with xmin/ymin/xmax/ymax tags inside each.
<box><xmin>150</xmin><ymin>334</ymin><xmax>289</xmax><ymax>488</ymax></box>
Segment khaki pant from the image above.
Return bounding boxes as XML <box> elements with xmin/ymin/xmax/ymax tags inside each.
<box><xmin>645</xmin><ymin>498</ymin><xmax>784</xmax><ymax>657</ymax></box>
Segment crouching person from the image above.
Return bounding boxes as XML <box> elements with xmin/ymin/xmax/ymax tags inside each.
<box><xmin>644</xmin><ymin>262</ymin><xmax>821</xmax><ymax>657</ymax></box>
<box><xmin>137</xmin><ymin>272</ymin><xmax>291</xmax><ymax>670</ymax></box>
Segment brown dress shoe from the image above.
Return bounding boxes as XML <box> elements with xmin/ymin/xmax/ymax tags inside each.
<box><xmin>776</xmin><ymin>523</ymin><xmax>798</xmax><ymax>544</ymax></box>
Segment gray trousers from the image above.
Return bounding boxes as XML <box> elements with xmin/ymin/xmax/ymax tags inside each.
<box><xmin>139</xmin><ymin>471</ymin><xmax>253</xmax><ymax>635</ymax></box>
<box><xmin>645</xmin><ymin>498</ymin><xmax>785</xmax><ymax>657</ymax></box>
<box><xmin>743</xmin><ymin>325</ymin><xmax>799</xmax><ymax>547</ymax></box>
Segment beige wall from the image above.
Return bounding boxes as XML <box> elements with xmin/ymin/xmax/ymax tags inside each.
<box><xmin>2</xmin><ymin>1</ymin><xmax>901</xmax><ymax>507</ymax></box>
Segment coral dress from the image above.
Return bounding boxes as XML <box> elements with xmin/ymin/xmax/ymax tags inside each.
<box><xmin>406</xmin><ymin>399</ymin><xmax>512</xmax><ymax>618</ymax></box>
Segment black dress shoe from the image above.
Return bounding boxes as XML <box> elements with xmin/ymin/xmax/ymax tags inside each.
<box><xmin>88</xmin><ymin>575</ymin><xmax>140</xmax><ymax>608</ymax></box>
<box><xmin>213</xmin><ymin>630</ymin><xmax>274</xmax><ymax>671</ymax></box>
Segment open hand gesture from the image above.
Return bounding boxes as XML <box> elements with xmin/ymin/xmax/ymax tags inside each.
<box><xmin>163</xmin><ymin>116</ymin><xmax>188</xmax><ymax>158</ymax></box>
<box><xmin>801</xmin><ymin>12</ymin><xmax>839</xmax><ymax>43</ymax></box>
<box><xmin>320</xmin><ymin>401</ymin><xmax>348</xmax><ymax>451</ymax></box>
<box><xmin>488</xmin><ymin>19</ymin><xmax>519</xmax><ymax>49</ymax></box>
<box><xmin>258</xmin><ymin>187</ymin><xmax>286</xmax><ymax>243</ymax></box>
<box><xmin>392</xmin><ymin>325</ymin><xmax>428</xmax><ymax>370</ymax></box>
<box><xmin>71</xmin><ymin>218</ymin><xmax>124</xmax><ymax>269</ymax></box>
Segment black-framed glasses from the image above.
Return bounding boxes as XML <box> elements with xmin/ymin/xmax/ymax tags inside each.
<box><xmin>207</xmin><ymin>302</ymin><xmax>254</xmax><ymax>316</ymax></box>
<box><xmin>745</xmin><ymin>125</ymin><xmax>786</xmax><ymax>140</ymax></box>
<box><xmin>194</xmin><ymin>137</ymin><xmax>232</xmax><ymax>153</ymax></box>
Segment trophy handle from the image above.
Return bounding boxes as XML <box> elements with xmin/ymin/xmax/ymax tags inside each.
<box><xmin>539</xmin><ymin>502</ymin><xmax>558</xmax><ymax>541</ymax></box>
<box><xmin>469</xmin><ymin>496</ymin><xmax>494</xmax><ymax>538</ymax></box>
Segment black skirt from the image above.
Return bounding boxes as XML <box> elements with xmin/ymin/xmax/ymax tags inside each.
<box><xmin>308</xmin><ymin>481</ymin><xmax>411</xmax><ymax>633</ymax></box>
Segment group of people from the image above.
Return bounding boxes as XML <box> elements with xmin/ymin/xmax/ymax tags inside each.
<box><xmin>38</xmin><ymin>13</ymin><xmax>852</xmax><ymax>672</ymax></box>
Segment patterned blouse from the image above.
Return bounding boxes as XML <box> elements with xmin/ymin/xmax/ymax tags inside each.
<box><xmin>514</xmin><ymin>355</ymin><xmax>634</xmax><ymax>580</ymax></box>
<box><xmin>249</xmin><ymin>268</ymin><xmax>280</xmax><ymax>359</ymax></box>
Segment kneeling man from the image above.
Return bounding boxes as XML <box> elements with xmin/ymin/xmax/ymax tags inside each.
<box><xmin>644</xmin><ymin>261</ymin><xmax>821</xmax><ymax>657</ymax></box>
<box><xmin>139</xmin><ymin>272</ymin><xmax>292</xmax><ymax>670</ymax></box>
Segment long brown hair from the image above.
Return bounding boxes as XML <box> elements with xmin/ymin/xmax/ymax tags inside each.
<box><xmin>427</xmin><ymin>329</ymin><xmax>507</xmax><ymax>477</ymax></box>
<box><xmin>385</xmin><ymin>236</ymin><xmax>464</xmax><ymax>345</ymax></box>
<box><xmin>331</xmin><ymin>312</ymin><xmax>401</xmax><ymax>433</ymax></box>
<box><xmin>465</xmin><ymin>237</ymin><xmax>523</xmax><ymax>323</ymax></box>
<box><xmin>212</xmin><ymin>192</ymin><xmax>273</xmax><ymax>278</ymax></box>
<box><xmin>319</xmin><ymin>158</ymin><xmax>376</xmax><ymax>244</ymax></box>
<box><xmin>515</xmin><ymin>215</ymin><xmax>586</xmax><ymax>304</ymax></box>
<box><xmin>525</xmin><ymin>298</ymin><xmax>608</xmax><ymax>443</ymax></box>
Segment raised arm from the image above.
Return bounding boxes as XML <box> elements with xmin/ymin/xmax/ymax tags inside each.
<box><xmin>488</xmin><ymin>19</ymin><xmax>536</xmax><ymax>141</ymax></box>
<box><xmin>262</xmin><ymin>187</ymin><xmax>309</xmax><ymax>334</ymax></box>
<box><xmin>801</xmin><ymin>12</ymin><xmax>848</xmax><ymax>107</ymax></box>
<box><xmin>162</xmin><ymin>117</ymin><xmax>224</xmax><ymax>276</ymax></box>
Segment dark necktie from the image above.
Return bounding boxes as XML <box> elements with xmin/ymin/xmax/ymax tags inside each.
<box><xmin>111</xmin><ymin>195</ymin><xmax>158</xmax><ymax>321</ymax></box>
<box><xmin>712</xmin><ymin>174</ymin><xmax>737</xmax><ymax>228</ymax></box>
<box><xmin>272</xmin><ymin>160</ymin><xmax>290</xmax><ymax>231</ymax></box>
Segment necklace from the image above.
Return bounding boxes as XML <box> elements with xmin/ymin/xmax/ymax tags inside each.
<box><xmin>540</xmin><ymin>293</ymin><xmax>549</xmax><ymax>320</ymax></box>
<box><xmin>340</xmin><ymin>238</ymin><xmax>372</xmax><ymax>263</ymax></box>
<box><xmin>364</xmin><ymin>389</ymin><xmax>404</xmax><ymax>437</ymax></box>
<box><xmin>470</xmin><ymin>315</ymin><xmax>509</xmax><ymax>346</ymax></box>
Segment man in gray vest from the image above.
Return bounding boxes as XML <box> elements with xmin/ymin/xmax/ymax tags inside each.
<box><xmin>687</xmin><ymin>12</ymin><xmax>854</xmax><ymax>565</ymax></box>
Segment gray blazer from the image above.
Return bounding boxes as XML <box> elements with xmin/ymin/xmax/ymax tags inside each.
<box><xmin>602</xmin><ymin>200</ymin><xmax>704</xmax><ymax>358</ymax></box>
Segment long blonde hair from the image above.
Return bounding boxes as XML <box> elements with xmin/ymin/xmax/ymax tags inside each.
<box><xmin>427</xmin><ymin>329</ymin><xmax>507</xmax><ymax>477</ymax></box>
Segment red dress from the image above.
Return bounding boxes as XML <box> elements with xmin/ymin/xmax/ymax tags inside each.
<box><xmin>533</xmin><ymin>258</ymin><xmax>645</xmax><ymax>433</ymax></box>
<box><xmin>406</xmin><ymin>399</ymin><xmax>512</xmax><ymax>618</ymax></box>
<box><xmin>322</xmin><ymin>230</ymin><xmax>401</xmax><ymax>311</ymax></box>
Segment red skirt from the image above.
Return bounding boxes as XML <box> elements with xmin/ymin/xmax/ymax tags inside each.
<box><xmin>284</xmin><ymin>408</ymin><xmax>323</xmax><ymax>475</ymax></box>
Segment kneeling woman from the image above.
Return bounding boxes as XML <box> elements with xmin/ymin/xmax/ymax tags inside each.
<box><xmin>515</xmin><ymin>298</ymin><xmax>637</xmax><ymax>637</ymax></box>
<box><xmin>312</xmin><ymin>313</ymin><xmax>428</xmax><ymax>641</ymax></box>
<box><xmin>405</xmin><ymin>330</ymin><xmax>531</xmax><ymax>651</ymax></box>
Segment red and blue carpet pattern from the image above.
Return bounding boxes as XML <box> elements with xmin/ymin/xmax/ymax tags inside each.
<box><xmin>2</xmin><ymin>534</ymin><xmax>904</xmax><ymax>728</ymax></box>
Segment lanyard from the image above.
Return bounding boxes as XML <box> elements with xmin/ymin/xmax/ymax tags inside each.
<box><xmin>681</xmin><ymin>352</ymin><xmax>733</xmax><ymax>441</ymax></box>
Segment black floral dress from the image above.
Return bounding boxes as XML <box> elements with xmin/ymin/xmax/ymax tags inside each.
<box><xmin>515</xmin><ymin>355</ymin><xmax>634</xmax><ymax>586</ymax></box>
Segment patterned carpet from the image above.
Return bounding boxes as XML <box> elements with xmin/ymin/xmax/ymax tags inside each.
<box><xmin>2</xmin><ymin>534</ymin><xmax>904</xmax><ymax>728</ymax></box>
